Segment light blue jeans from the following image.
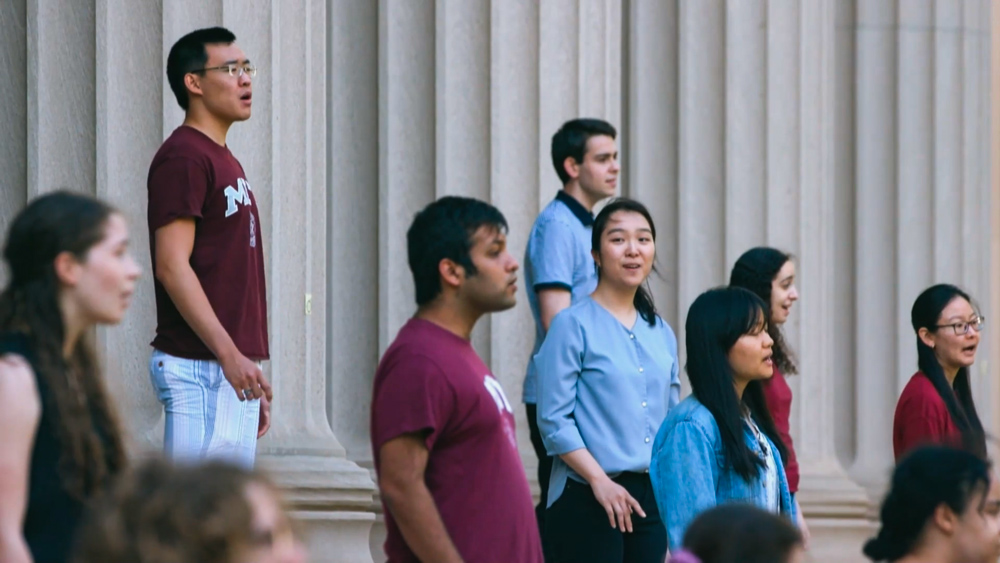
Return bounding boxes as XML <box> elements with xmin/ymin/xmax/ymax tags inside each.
<box><xmin>149</xmin><ymin>349</ymin><xmax>260</xmax><ymax>468</ymax></box>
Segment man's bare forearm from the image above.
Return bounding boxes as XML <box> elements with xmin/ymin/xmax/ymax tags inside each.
<box><xmin>156</xmin><ymin>262</ymin><xmax>238</xmax><ymax>362</ymax></box>
<box><xmin>383</xmin><ymin>482</ymin><xmax>463</xmax><ymax>563</ymax></box>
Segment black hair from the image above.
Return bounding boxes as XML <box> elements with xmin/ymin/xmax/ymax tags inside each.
<box><xmin>685</xmin><ymin>287</ymin><xmax>788</xmax><ymax>482</ymax></box>
<box><xmin>864</xmin><ymin>446</ymin><xmax>992</xmax><ymax>562</ymax></box>
<box><xmin>166</xmin><ymin>27</ymin><xmax>237</xmax><ymax>111</ymax></box>
<box><xmin>591</xmin><ymin>198</ymin><xmax>658</xmax><ymax>327</ymax></box>
<box><xmin>406</xmin><ymin>196</ymin><xmax>508</xmax><ymax>306</ymax></box>
<box><xmin>910</xmin><ymin>284</ymin><xmax>986</xmax><ymax>458</ymax></box>
<box><xmin>550</xmin><ymin>118</ymin><xmax>617</xmax><ymax>185</ymax></box>
<box><xmin>729</xmin><ymin>246</ymin><xmax>798</xmax><ymax>375</ymax></box>
<box><xmin>683</xmin><ymin>503</ymin><xmax>803</xmax><ymax>563</ymax></box>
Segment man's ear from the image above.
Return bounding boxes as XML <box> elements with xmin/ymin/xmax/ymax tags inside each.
<box><xmin>438</xmin><ymin>258</ymin><xmax>466</xmax><ymax>291</ymax></box>
<box><xmin>53</xmin><ymin>251</ymin><xmax>81</xmax><ymax>287</ymax></box>
<box><xmin>563</xmin><ymin>156</ymin><xmax>581</xmax><ymax>181</ymax></box>
<box><xmin>184</xmin><ymin>73</ymin><xmax>204</xmax><ymax>100</ymax></box>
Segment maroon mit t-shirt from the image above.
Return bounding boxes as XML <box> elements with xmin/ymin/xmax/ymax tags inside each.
<box><xmin>371</xmin><ymin>318</ymin><xmax>543</xmax><ymax>563</ymax></box>
<box><xmin>147</xmin><ymin>126</ymin><xmax>268</xmax><ymax>360</ymax></box>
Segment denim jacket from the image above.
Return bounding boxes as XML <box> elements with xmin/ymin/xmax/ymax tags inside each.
<box><xmin>650</xmin><ymin>395</ymin><xmax>796</xmax><ymax>550</ymax></box>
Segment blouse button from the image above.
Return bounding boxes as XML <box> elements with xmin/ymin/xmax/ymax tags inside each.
<box><xmin>638</xmin><ymin>367</ymin><xmax>644</xmax><ymax>373</ymax></box>
<box><xmin>630</xmin><ymin>333</ymin><xmax>635</xmax><ymax>339</ymax></box>
<box><xmin>644</xmin><ymin>437</ymin><xmax>650</xmax><ymax>443</ymax></box>
<box><xmin>641</xmin><ymin>401</ymin><xmax>647</xmax><ymax>408</ymax></box>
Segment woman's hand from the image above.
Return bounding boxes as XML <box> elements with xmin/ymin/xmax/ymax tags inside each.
<box><xmin>590</xmin><ymin>475</ymin><xmax>646</xmax><ymax>532</ymax></box>
<box><xmin>795</xmin><ymin>498</ymin><xmax>810</xmax><ymax>547</ymax></box>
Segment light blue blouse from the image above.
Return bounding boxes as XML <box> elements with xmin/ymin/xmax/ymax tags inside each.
<box><xmin>534</xmin><ymin>296</ymin><xmax>681</xmax><ymax>507</ymax></box>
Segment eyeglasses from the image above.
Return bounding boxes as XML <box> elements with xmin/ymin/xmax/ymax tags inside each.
<box><xmin>193</xmin><ymin>63</ymin><xmax>257</xmax><ymax>78</ymax></box>
<box><xmin>935</xmin><ymin>317</ymin><xmax>986</xmax><ymax>336</ymax></box>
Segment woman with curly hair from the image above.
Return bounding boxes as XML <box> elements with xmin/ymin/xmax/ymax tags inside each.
<box><xmin>0</xmin><ymin>191</ymin><xmax>141</xmax><ymax>563</ymax></box>
<box><xmin>729</xmin><ymin>247</ymin><xmax>808</xmax><ymax>540</ymax></box>
<box><xmin>73</xmin><ymin>459</ymin><xmax>307</xmax><ymax>563</ymax></box>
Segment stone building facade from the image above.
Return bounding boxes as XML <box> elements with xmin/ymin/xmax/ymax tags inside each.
<box><xmin>0</xmin><ymin>1</ymin><xmax>997</xmax><ymax>561</ymax></box>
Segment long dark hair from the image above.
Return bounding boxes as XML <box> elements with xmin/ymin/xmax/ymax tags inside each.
<box><xmin>685</xmin><ymin>287</ymin><xmax>788</xmax><ymax>482</ymax></box>
<box><xmin>729</xmin><ymin>247</ymin><xmax>797</xmax><ymax>375</ymax></box>
<box><xmin>864</xmin><ymin>446</ymin><xmax>992</xmax><ymax>562</ymax></box>
<box><xmin>591</xmin><ymin>198</ymin><xmax>657</xmax><ymax>326</ymax></box>
<box><xmin>681</xmin><ymin>504</ymin><xmax>802</xmax><ymax>563</ymax></box>
<box><xmin>0</xmin><ymin>191</ymin><xmax>127</xmax><ymax>497</ymax></box>
<box><xmin>910</xmin><ymin>284</ymin><xmax>986</xmax><ymax>458</ymax></box>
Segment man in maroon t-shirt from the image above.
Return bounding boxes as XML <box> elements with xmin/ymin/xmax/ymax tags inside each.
<box><xmin>371</xmin><ymin>197</ymin><xmax>543</xmax><ymax>563</ymax></box>
<box><xmin>146</xmin><ymin>27</ymin><xmax>272</xmax><ymax>468</ymax></box>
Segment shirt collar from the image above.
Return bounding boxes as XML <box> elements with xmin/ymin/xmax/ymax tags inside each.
<box><xmin>555</xmin><ymin>190</ymin><xmax>595</xmax><ymax>227</ymax></box>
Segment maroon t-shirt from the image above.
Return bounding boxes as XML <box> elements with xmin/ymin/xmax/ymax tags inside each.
<box><xmin>371</xmin><ymin>318</ymin><xmax>543</xmax><ymax>563</ymax></box>
<box><xmin>893</xmin><ymin>371</ymin><xmax>961</xmax><ymax>461</ymax></box>
<box><xmin>147</xmin><ymin>126</ymin><xmax>268</xmax><ymax>360</ymax></box>
<box><xmin>761</xmin><ymin>367</ymin><xmax>799</xmax><ymax>493</ymax></box>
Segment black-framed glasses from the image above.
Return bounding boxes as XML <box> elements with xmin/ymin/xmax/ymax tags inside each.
<box><xmin>935</xmin><ymin>316</ymin><xmax>986</xmax><ymax>336</ymax></box>
<box><xmin>193</xmin><ymin>63</ymin><xmax>257</xmax><ymax>78</ymax></box>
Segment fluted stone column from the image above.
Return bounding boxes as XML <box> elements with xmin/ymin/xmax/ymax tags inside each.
<box><xmin>27</xmin><ymin>0</ymin><xmax>96</xmax><ymax>198</ymax></box>
<box><xmin>795</xmin><ymin>2</ymin><xmax>873</xmax><ymax>560</ymax></box>
<box><xmin>93</xmin><ymin>0</ymin><xmax>163</xmax><ymax>442</ymax></box>
<box><xmin>624</xmin><ymin>0</ymin><xmax>678</xmax><ymax>326</ymax></box>
<box><xmin>0</xmin><ymin>0</ymin><xmax>27</xmax><ymax>242</ymax></box>
<box><xmin>850</xmin><ymin>0</ymin><xmax>898</xmax><ymax>502</ymax></box>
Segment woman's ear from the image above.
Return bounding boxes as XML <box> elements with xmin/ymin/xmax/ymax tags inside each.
<box><xmin>53</xmin><ymin>251</ymin><xmax>82</xmax><ymax>287</ymax></box>
<box><xmin>930</xmin><ymin>502</ymin><xmax>959</xmax><ymax>536</ymax></box>
<box><xmin>918</xmin><ymin>326</ymin><xmax>936</xmax><ymax>349</ymax></box>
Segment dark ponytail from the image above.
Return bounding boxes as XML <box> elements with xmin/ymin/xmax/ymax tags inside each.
<box><xmin>864</xmin><ymin>446</ymin><xmax>991</xmax><ymax>561</ymax></box>
<box><xmin>591</xmin><ymin>198</ymin><xmax>658</xmax><ymax>326</ymax></box>
<box><xmin>910</xmin><ymin>284</ymin><xmax>986</xmax><ymax>459</ymax></box>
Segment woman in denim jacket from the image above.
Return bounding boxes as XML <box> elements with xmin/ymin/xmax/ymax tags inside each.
<box><xmin>650</xmin><ymin>287</ymin><xmax>796</xmax><ymax>550</ymax></box>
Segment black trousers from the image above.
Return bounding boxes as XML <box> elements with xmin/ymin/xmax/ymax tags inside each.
<box><xmin>544</xmin><ymin>472</ymin><xmax>667</xmax><ymax>563</ymax></box>
<box><xmin>526</xmin><ymin>403</ymin><xmax>553</xmax><ymax>560</ymax></box>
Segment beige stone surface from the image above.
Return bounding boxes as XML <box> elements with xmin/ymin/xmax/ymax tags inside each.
<box><xmin>2</xmin><ymin>1</ymin><xmax>995</xmax><ymax>562</ymax></box>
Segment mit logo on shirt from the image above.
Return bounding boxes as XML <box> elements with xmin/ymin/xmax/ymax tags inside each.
<box><xmin>484</xmin><ymin>375</ymin><xmax>513</xmax><ymax>414</ymax></box>
<box><xmin>224</xmin><ymin>178</ymin><xmax>253</xmax><ymax>217</ymax></box>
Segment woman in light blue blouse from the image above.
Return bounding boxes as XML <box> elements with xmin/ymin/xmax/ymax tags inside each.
<box><xmin>535</xmin><ymin>198</ymin><xmax>680</xmax><ymax>563</ymax></box>
<box><xmin>650</xmin><ymin>287</ymin><xmax>796</xmax><ymax>552</ymax></box>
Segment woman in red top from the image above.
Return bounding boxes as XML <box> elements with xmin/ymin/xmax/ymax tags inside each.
<box><xmin>893</xmin><ymin>284</ymin><xmax>987</xmax><ymax>461</ymax></box>
<box><xmin>730</xmin><ymin>247</ymin><xmax>807</xmax><ymax>542</ymax></box>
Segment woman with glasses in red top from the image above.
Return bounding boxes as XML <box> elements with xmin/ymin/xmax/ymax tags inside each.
<box><xmin>893</xmin><ymin>284</ymin><xmax>987</xmax><ymax>461</ymax></box>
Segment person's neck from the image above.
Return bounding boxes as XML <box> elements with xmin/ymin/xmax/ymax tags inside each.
<box><xmin>415</xmin><ymin>298</ymin><xmax>481</xmax><ymax>341</ymax></box>
<box><xmin>561</xmin><ymin>183</ymin><xmax>599</xmax><ymax>211</ymax></box>
<box><xmin>183</xmin><ymin>109</ymin><xmax>232</xmax><ymax>147</ymax></box>
<box><xmin>59</xmin><ymin>297</ymin><xmax>85</xmax><ymax>360</ymax></box>
<box><xmin>943</xmin><ymin>364</ymin><xmax>960</xmax><ymax>387</ymax></box>
<box><xmin>893</xmin><ymin>542</ymin><xmax>951</xmax><ymax>563</ymax></box>
<box><xmin>591</xmin><ymin>284</ymin><xmax>637</xmax><ymax>323</ymax></box>
<box><xmin>733</xmin><ymin>379</ymin><xmax>749</xmax><ymax>402</ymax></box>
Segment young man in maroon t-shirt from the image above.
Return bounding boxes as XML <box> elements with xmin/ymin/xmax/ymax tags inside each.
<box><xmin>146</xmin><ymin>27</ymin><xmax>272</xmax><ymax>468</ymax></box>
<box><xmin>371</xmin><ymin>197</ymin><xmax>543</xmax><ymax>563</ymax></box>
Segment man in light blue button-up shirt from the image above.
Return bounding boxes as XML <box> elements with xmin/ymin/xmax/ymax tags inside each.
<box><xmin>523</xmin><ymin>119</ymin><xmax>620</xmax><ymax>543</ymax></box>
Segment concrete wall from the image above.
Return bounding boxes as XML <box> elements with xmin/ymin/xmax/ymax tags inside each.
<box><xmin>0</xmin><ymin>1</ymin><xmax>994</xmax><ymax>561</ymax></box>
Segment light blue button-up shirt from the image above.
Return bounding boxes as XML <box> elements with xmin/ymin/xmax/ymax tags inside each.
<box><xmin>522</xmin><ymin>191</ymin><xmax>598</xmax><ymax>404</ymax></box>
<box><xmin>534</xmin><ymin>296</ymin><xmax>681</xmax><ymax>507</ymax></box>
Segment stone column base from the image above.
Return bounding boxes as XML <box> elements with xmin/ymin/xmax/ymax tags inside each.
<box><xmin>798</xmin><ymin>466</ymin><xmax>876</xmax><ymax>562</ymax></box>
<box><xmin>258</xmin><ymin>454</ymin><xmax>377</xmax><ymax>563</ymax></box>
<box><xmin>805</xmin><ymin>518</ymin><xmax>878</xmax><ymax>563</ymax></box>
